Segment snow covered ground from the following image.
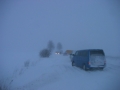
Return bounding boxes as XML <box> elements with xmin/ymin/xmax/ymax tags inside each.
<box><xmin>1</xmin><ymin>54</ymin><xmax>120</xmax><ymax>90</ymax></box>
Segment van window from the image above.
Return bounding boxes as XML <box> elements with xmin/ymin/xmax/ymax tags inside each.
<box><xmin>83</xmin><ymin>51</ymin><xmax>88</xmax><ymax>57</ymax></box>
<box><xmin>78</xmin><ymin>51</ymin><xmax>88</xmax><ymax>57</ymax></box>
<box><xmin>90</xmin><ymin>50</ymin><xmax>104</xmax><ymax>56</ymax></box>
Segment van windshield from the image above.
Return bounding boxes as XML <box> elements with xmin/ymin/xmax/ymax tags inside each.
<box><xmin>90</xmin><ymin>50</ymin><xmax>105</xmax><ymax>56</ymax></box>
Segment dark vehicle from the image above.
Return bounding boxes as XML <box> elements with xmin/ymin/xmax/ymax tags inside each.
<box><xmin>72</xmin><ymin>49</ymin><xmax>106</xmax><ymax>70</ymax></box>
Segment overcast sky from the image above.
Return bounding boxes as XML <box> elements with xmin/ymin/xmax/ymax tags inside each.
<box><xmin>0</xmin><ymin>0</ymin><xmax>120</xmax><ymax>56</ymax></box>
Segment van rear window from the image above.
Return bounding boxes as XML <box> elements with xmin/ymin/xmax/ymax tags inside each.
<box><xmin>90</xmin><ymin>50</ymin><xmax>104</xmax><ymax>56</ymax></box>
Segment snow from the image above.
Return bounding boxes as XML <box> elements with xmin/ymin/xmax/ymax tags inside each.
<box><xmin>1</xmin><ymin>0</ymin><xmax>120</xmax><ymax>90</ymax></box>
<box><xmin>1</xmin><ymin>54</ymin><xmax>120</xmax><ymax>90</ymax></box>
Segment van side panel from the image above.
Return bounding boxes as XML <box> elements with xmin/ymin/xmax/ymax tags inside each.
<box><xmin>73</xmin><ymin>51</ymin><xmax>89</xmax><ymax>68</ymax></box>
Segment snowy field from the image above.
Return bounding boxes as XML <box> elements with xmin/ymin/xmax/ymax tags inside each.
<box><xmin>1</xmin><ymin>54</ymin><xmax>120</xmax><ymax>90</ymax></box>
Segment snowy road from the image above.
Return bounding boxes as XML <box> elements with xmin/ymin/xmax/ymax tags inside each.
<box><xmin>8</xmin><ymin>55</ymin><xmax>120</xmax><ymax>90</ymax></box>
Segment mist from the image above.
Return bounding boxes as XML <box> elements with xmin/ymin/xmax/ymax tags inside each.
<box><xmin>0</xmin><ymin>0</ymin><xmax>120</xmax><ymax>57</ymax></box>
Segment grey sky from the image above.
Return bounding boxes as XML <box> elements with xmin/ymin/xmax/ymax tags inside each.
<box><xmin>0</xmin><ymin>0</ymin><xmax>120</xmax><ymax>56</ymax></box>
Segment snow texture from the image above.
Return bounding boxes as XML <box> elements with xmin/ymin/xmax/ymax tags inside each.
<box><xmin>1</xmin><ymin>55</ymin><xmax>120</xmax><ymax>90</ymax></box>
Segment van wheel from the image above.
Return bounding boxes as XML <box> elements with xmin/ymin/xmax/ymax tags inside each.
<box><xmin>72</xmin><ymin>61</ymin><xmax>75</xmax><ymax>66</ymax></box>
<box><xmin>83</xmin><ymin>64</ymin><xmax>87</xmax><ymax>71</ymax></box>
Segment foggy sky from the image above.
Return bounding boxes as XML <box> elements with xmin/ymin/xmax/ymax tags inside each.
<box><xmin>0</xmin><ymin>0</ymin><xmax>120</xmax><ymax>56</ymax></box>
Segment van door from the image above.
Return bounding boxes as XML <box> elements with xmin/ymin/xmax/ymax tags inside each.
<box><xmin>72</xmin><ymin>51</ymin><xmax>79</xmax><ymax>66</ymax></box>
<box><xmin>73</xmin><ymin>51</ymin><xmax>88</xmax><ymax>67</ymax></box>
<box><xmin>79</xmin><ymin>51</ymin><xmax>88</xmax><ymax>67</ymax></box>
<box><xmin>89</xmin><ymin>50</ymin><xmax>105</xmax><ymax>67</ymax></box>
<box><xmin>75</xmin><ymin>51</ymin><xmax>82</xmax><ymax>67</ymax></box>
